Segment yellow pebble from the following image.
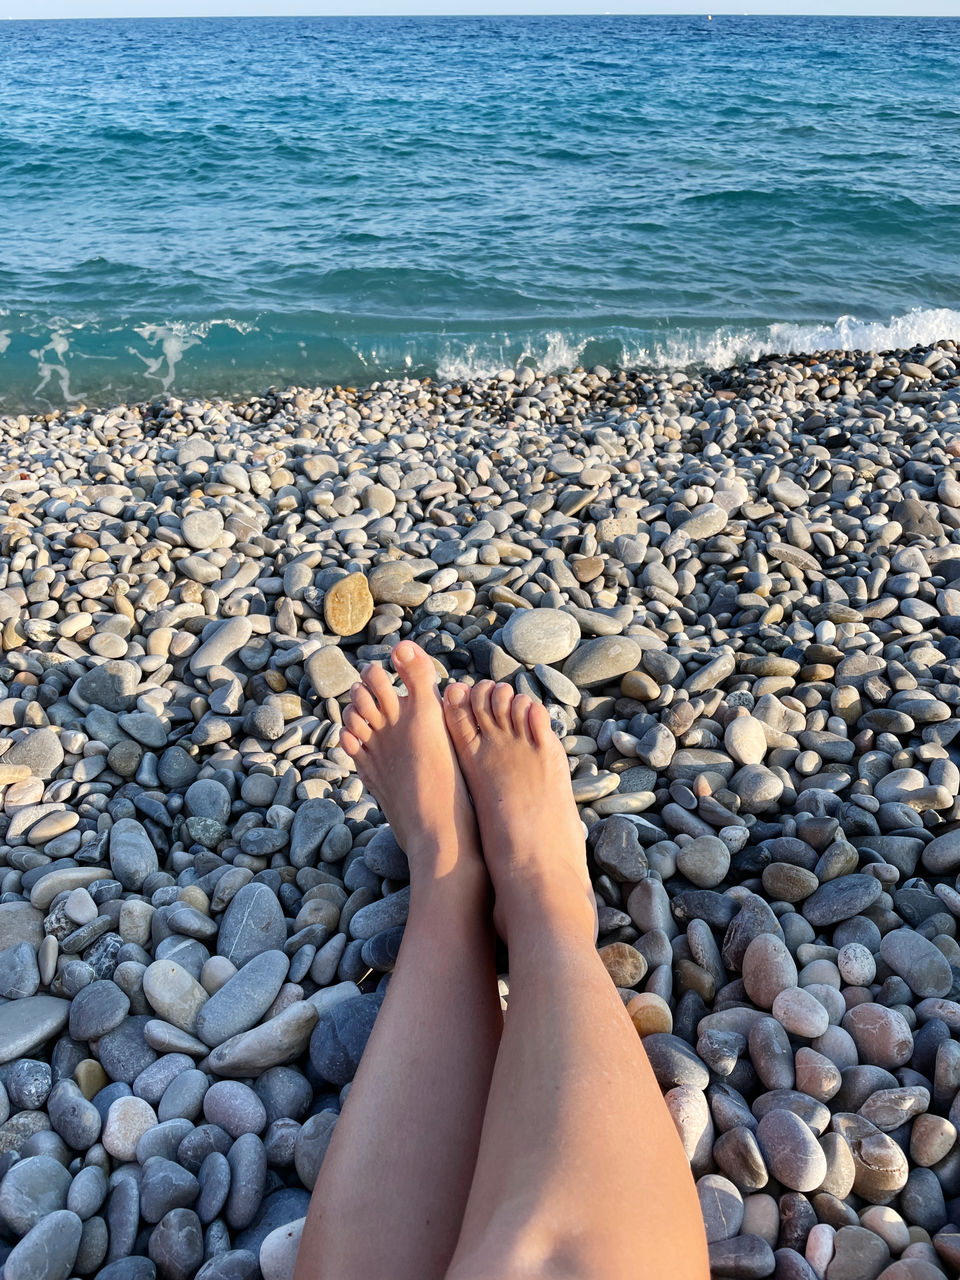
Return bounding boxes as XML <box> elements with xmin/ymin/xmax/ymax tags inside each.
<box><xmin>627</xmin><ymin>992</ymin><xmax>673</xmax><ymax>1037</ymax></box>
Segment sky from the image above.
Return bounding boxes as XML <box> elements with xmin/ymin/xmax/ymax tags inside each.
<box><xmin>2</xmin><ymin>0</ymin><xmax>959</xmax><ymax>14</ymax></box>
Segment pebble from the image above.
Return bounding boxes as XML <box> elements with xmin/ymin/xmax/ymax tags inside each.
<box><xmin>102</xmin><ymin>1095</ymin><xmax>158</xmax><ymax>1161</ymax></box>
<box><xmin>502</xmin><ymin>606</ymin><xmax>581</xmax><ymax>665</ymax></box>
<box><xmin>2</xmin><ymin>1208</ymin><xmax>82</xmax><ymax>1280</ymax></box>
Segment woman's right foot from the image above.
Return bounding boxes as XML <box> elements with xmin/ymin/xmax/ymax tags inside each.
<box><xmin>441</xmin><ymin>680</ymin><xmax>597</xmax><ymax>946</ymax></box>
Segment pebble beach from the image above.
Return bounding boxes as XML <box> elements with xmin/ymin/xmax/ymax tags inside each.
<box><xmin>0</xmin><ymin>340</ymin><xmax>959</xmax><ymax>1280</ymax></box>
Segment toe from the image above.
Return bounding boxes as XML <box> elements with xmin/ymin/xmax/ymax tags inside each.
<box><xmin>511</xmin><ymin>693</ymin><xmax>534</xmax><ymax>739</ymax></box>
<box><xmin>443</xmin><ymin>682</ymin><xmax>482</xmax><ymax>753</ymax></box>
<box><xmin>391</xmin><ymin>640</ymin><xmax>438</xmax><ymax>704</ymax></box>
<box><xmin>470</xmin><ymin>680</ymin><xmax>497</xmax><ymax>732</ymax></box>
<box><xmin>351</xmin><ymin>681</ymin><xmax>385</xmax><ymax>730</ymax></box>
<box><xmin>527</xmin><ymin>700</ymin><xmax>554</xmax><ymax>748</ymax></box>
<box><xmin>491</xmin><ymin>682</ymin><xmax>514</xmax><ymax>729</ymax></box>
<box><xmin>338</xmin><ymin>727</ymin><xmax>364</xmax><ymax>757</ymax></box>
<box><xmin>362</xmin><ymin>663</ymin><xmax>399</xmax><ymax>723</ymax></box>
<box><xmin>343</xmin><ymin>706</ymin><xmax>372</xmax><ymax>744</ymax></box>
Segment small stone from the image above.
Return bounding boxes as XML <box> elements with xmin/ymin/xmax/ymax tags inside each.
<box><xmin>772</xmin><ymin>987</ymin><xmax>830</xmax><ymax>1039</ymax></box>
<box><xmin>842</xmin><ymin>1004</ymin><xmax>915</xmax><ymax>1069</ymax></box>
<box><xmin>502</xmin><ymin>607</ymin><xmax>580</xmax><ymax>665</ymax></box>
<box><xmin>259</xmin><ymin>1215</ymin><xmax>305</xmax><ymax>1280</ymax></box>
<box><xmin>0</xmin><ymin>941</ymin><xmax>40</xmax><ymax>999</ymax></box>
<box><xmin>109</xmin><ymin>818</ymin><xmax>159</xmax><ymax>891</ymax></box>
<box><xmin>204</xmin><ymin>1080</ymin><xmax>267</xmax><ymax>1137</ymax></box>
<box><xmin>724</xmin><ymin>712</ymin><xmax>767</xmax><ymax>766</ymax></box>
<box><xmin>102</xmin><ymin>1095</ymin><xmax>158</xmax><ymax>1161</ymax></box>
<box><xmin>561</xmin><ymin>636</ymin><xmax>644</xmax><ymax>689</ymax></box>
<box><xmin>324</xmin><ymin>573</ymin><xmax>374</xmax><ymax>636</ymax></box>
<box><xmin>218</xmin><ymin>883</ymin><xmax>288</xmax><ymax>968</ymax></box>
<box><xmin>2</xmin><ymin>1209</ymin><xmax>82</xmax><ymax>1280</ymax></box>
<box><xmin>697</xmin><ymin>1173</ymin><xmax>744</xmax><ymax>1242</ymax></box>
<box><xmin>0</xmin><ymin>995</ymin><xmax>70</xmax><ymax>1065</ymax></box>
<box><xmin>181</xmin><ymin>507</ymin><xmax>223</xmax><ymax>548</ymax></box>
<box><xmin>879</xmin><ymin>928</ymin><xmax>953</xmax><ymax>999</ymax></box>
<box><xmin>742</xmin><ymin>934</ymin><xmax>798</xmax><ymax>1009</ymax></box>
<box><xmin>196</xmin><ymin>949</ymin><xmax>290</xmax><ymax>1046</ymax></box>
<box><xmin>755</xmin><ymin>1110</ymin><xmax>827</xmax><ymax>1193</ymax></box>
<box><xmin>147</xmin><ymin>1207</ymin><xmax>204</xmax><ymax>1280</ymax></box>
<box><xmin>69</xmin><ymin>979</ymin><xmax>130</xmax><ymax>1041</ymax></box>
<box><xmin>306</xmin><ymin>646</ymin><xmax>358</xmax><ymax>698</ymax></box>
<box><xmin>677</xmin><ymin>836</ymin><xmax>730</xmax><ymax>889</ymax></box>
<box><xmin>0</xmin><ymin>1153</ymin><xmax>72</xmax><ymax>1235</ymax></box>
<box><xmin>2</xmin><ymin>727</ymin><xmax>64</xmax><ymax>780</ymax></box>
<box><xmin>143</xmin><ymin>960</ymin><xmax>209</xmax><ymax>1036</ymax></box>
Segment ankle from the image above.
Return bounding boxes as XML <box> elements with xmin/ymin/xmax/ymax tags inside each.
<box><xmin>495</xmin><ymin>865</ymin><xmax>597</xmax><ymax>946</ymax></box>
<box><xmin>410</xmin><ymin>854</ymin><xmax>491</xmax><ymax>911</ymax></box>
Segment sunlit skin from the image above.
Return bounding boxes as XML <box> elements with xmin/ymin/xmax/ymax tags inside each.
<box><xmin>296</xmin><ymin>640</ymin><xmax>708</xmax><ymax>1280</ymax></box>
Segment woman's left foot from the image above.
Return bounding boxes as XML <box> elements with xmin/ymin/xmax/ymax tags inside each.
<box><xmin>338</xmin><ymin>641</ymin><xmax>486</xmax><ymax>885</ymax></box>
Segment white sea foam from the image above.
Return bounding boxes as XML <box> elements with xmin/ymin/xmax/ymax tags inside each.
<box><xmin>435</xmin><ymin>308</ymin><xmax>960</xmax><ymax>383</ymax></box>
<box><xmin>0</xmin><ymin>331</ymin><xmax>11</xmax><ymax>356</ymax></box>
<box><xmin>30</xmin><ymin>332</ymin><xmax>79</xmax><ymax>402</ymax></box>
<box><xmin>128</xmin><ymin>318</ymin><xmax>258</xmax><ymax>391</ymax></box>
<box><xmin>630</xmin><ymin>307</ymin><xmax>960</xmax><ymax>371</ymax></box>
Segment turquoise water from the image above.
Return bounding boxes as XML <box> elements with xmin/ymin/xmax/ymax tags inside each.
<box><xmin>1</xmin><ymin>14</ymin><xmax>959</xmax><ymax>410</ymax></box>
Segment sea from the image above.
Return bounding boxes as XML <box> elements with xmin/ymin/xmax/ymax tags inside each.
<box><xmin>1</xmin><ymin>14</ymin><xmax>959</xmax><ymax>411</ymax></box>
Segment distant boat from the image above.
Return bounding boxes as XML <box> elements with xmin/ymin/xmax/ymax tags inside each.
<box><xmin>707</xmin><ymin>14</ymin><xmax>713</xmax><ymax>20</ymax></box>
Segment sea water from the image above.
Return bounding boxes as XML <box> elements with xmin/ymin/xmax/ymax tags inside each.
<box><xmin>1</xmin><ymin>14</ymin><xmax>958</xmax><ymax>410</ymax></box>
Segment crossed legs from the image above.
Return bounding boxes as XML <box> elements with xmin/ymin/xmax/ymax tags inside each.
<box><xmin>295</xmin><ymin>641</ymin><xmax>708</xmax><ymax>1280</ymax></box>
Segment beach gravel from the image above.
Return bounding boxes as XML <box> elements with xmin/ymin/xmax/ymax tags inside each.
<box><xmin>0</xmin><ymin>343</ymin><xmax>959</xmax><ymax>1274</ymax></box>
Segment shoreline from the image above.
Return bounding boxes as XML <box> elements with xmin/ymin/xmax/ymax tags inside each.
<box><xmin>3</xmin><ymin>338</ymin><xmax>959</xmax><ymax>430</ymax></box>
<box><xmin>0</xmin><ymin>337</ymin><xmax>959</xmax><ymax>1277</ymax></box>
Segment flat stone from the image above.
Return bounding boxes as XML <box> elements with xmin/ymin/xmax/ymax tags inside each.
<box><xmin>0</xmin><ymin>1153</ymin><xmax>72</xmax><ymax>1236</ymax></box>
<box><xmin>755</xmin><ymin>1109</ymin><xmax>827</xmax><ymax>1192</ymax></box>
<box><xmin>143</xmin><ymin>959</ymin><xmax>209</xmax><ymax>1035</ymax></box>
<box><xmin>0</xmin><ymin>941</ymin><xmax>40</xmax><ymax>999</ymax></box>
<box><xmin>208</xmin><ymin>1000</ymin><xmax>319</xmax><ymax>1076</ymax></box>
<box><xmin>102</xmin><ymin>1095</ymin><xmax>158</xmax><ymax>1161</ymax></box>
<box><xmin>879</xmin><ymin>927</ymin><xmax>953</xmax><ymax>998</ymax></box>
<box><xmin>109</xmin><ymin>817</ymin><xmax>159</xmax><ymax>891</ymax></box>
<box><xmin>69</xmin><ymin>979</ymin><xmax>130</xmax><ymax>1041</ymax></box>
<box><xmin>147</xmin><ymin>1207</ymin><xmax>204</xmax><ymax>1280</ymax></box>
<box><xmin>502</xmin><ymin>607</ymin><xmax>580</xmax><ymax>665</ymax></box>
<box><xmin>0</xmin><ymin>995</ymin><xmax>70</xmax><ymax>1065</ymax></box>
<box><xmin>802</xmin><ymin>874</ymin><xmax>882</xmax><ymax>927</ymax></box>
<box><xmin>677</xmin><ymin>836</ymin><xmax>730</xmax><ymax>889</ymax></box>
<box><xmin>182</xmin><ymin>508</ymin><xmax>224</xmax><ymax>549</ymax></box>
<box><xmin>73</xmin><ymin>660</ymin><xmax>141</xmax><ymax>712</ymax></box>
<box><xmin>306</xmin><ymin>645</ymin><xmax>358</xmax><ymax>698</ymax></box>
<box><xmin>922</xmin><ymin>828</ymin><xmax>960</xmax><ymax>874</ymax></box>
<box><xmin>218</xmin><ymin>882</ymin><xmax>288</xmax><ymax>967</ymax></box>
<box><xmin>309</xmin><ymin>993</ymin><xmax>382</xmax><ymax>1086</ymax></box>
<box><xmin>323</xmin><ymin>573</ymin><xmax>374</xmax><ymax>636</ymax></box>
<box><xmin>561</xmin><ymin>636</ymin><xmax>644</xmax><ymax>689</ymax></box>
<box><xmin>259</xmin><ymin>1215</ymin><xmax>305</xmax><ymax>1280</ymax></box>
<box><xmin>2</xmin><ymin>1209</ymin><xmax>82</xmax><ymax>1280</ymax></box>
<box><xmin>0</xmin><ymin>902</ymin><xmax>44</xmax><ymax>948</ymax></box>
<box><xmin>196</xmin><ymin>949</ymin><xmax>290</xmax><ymax>1047</ymax></box>
<box><xmin>190</xmin><ymin>617</ymin><xmax>254</xmax><ymax>675</ymax></box>
<box><xmin>842</xmin><ymin>1004</ymin><xmax>915</xmax><ymax>1069</ymax></box>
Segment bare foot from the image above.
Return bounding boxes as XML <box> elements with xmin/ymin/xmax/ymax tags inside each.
<box><xmin>338</xmin><ymin>641</ymin><xmax>485</xmax><ymax>888</ymax></box>
<box><xmin>442</xmin><ymin>679</ymin><xmax>597</xmax><ymax>945</ymax></box>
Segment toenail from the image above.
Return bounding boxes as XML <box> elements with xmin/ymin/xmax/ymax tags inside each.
<box><xmin>394</xmin><ymin>642</ymin><xmax>414</xmax><ymax>662</ymax></box>
<box><xmin>447</xmin><ymin>684</ymin><xmax>467</xmax><ymax>706</ymax></box>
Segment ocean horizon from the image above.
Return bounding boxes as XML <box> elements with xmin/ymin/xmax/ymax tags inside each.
<box><xmin>1</xmin><ymin>12</ymin><xmax>958</xmax><ymax>410</ymax></box>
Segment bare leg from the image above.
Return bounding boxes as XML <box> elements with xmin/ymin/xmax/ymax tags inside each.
<box><xmin>442</xmin><ymin>680</ymin><xmax>708</xmax><ymax>1280</ymax></box>
<box><xmin>295</xmin><ymin>644</ymin><xmax>503</xmax><ymax>1280</ymax></box>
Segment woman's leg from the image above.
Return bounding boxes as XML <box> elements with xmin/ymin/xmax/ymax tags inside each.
<box><xmin>294</xmin><ymin>644</ymin><xmax>503</xmax><ymax>1280</ymax></box>
<box><xmin>441</xmin><ymin>680</ymin><xmax>709</xmax><ymax>1280</ymax></box>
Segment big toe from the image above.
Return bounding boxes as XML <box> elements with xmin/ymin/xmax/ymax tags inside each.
<box><xmin>391</xmin><ymin>640</ymin><xmax>438</xmax><ymax>702</ymax></box>
<box><xmin>443</xmin><ymin>682</ymin><xmax>481</xmax><ymax>755</ymax></box>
